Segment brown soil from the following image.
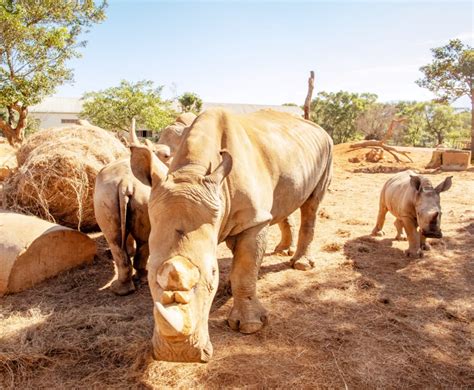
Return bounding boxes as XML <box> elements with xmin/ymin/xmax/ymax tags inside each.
<box><xmin>1</xmin><ymin>145</ymin><xmax>473</xmax><ymax>388</ymax></box>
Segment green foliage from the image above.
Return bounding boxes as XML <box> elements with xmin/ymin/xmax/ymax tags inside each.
<box><xmin>395</xmin><ymin>101</ymin><xmax>428</xmax><ymax>146</ymax></box>
<box><xmin>416</xmin><ymin>39</ymin><xmax>473</xmax><ymax>103</ymax></box>
<box><xmin>178</xmin><ymin>92</ymin><xmax>203</xmax><ymax>114</ymax></box>
<box><xmin>0</xmin><ymin>0</ymin><xmax>106</xmax><ymax>107</ymax></box>
<box><xmin>310</xmin><ymin>91</ymin><xmax>377</xmax><ymax>144</ymax></box>
<box><xmin>423</xmin><ymin>102</ymin><xmax>463</xmax><ymax>145</ymax></box>
<box><xmin>0</xmin><ymin>0</ymin><xmax>106</xmax><ymax>144</ymax></box>
<box><xmin>395</xmin><ymin>101</ymin><xmax>466</xmax><ymax>147</ymax></box>
<box><xmin>416</xmin><ymin>38</ymin><xmax>473</xmax><ymax>157</ymax></box>
<box><xmin>282</xmin><ymin>103</ymin><xmax>298</xmax><ymax>107</ymax></box>
<box><xmin>80</xmin><ymin>80</ymin><xmax>176</xmax><ymax>132</ymax></box>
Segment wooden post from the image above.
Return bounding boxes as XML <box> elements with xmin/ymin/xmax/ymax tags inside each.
<box><xmin>304</xmin><ymin>71</ymin><xmax>315</xmax><ymax>120</ymax></box>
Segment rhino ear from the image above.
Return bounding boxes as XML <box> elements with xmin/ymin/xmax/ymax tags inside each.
<box><xmin>205</xmin><ymin>150</ymin><xmax>233</xmax><ymax>186</ymax></box>
<box><xmin>435</xmin><ymin>176</ymin><xmax>452</xmax><ymax>193</ymax></box>
<box><xmin>410</xmin><ymin>175</ymin><xmax>422</xmax><ymax>192</ymax></box>
<box><xmin>130</xmin><ymin>145</ymin><xmax>167</xmax><ymax>187</ymax></box>
<box><xmin>154</xmin><ymin>144</ymin><xmax>171</xmax><ymax>163</ymax></box>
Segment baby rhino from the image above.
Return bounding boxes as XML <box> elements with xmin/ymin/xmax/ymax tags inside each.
<box><xmin>372</xmin><ymin>170</ymin><xmax>452</xmax><ymax>258</ymax></box>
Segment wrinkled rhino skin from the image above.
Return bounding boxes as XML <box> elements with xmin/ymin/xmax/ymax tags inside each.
<box><xmin>130</xmin><ymin>108</ymin><xmax>333</xmax><ymax>362</ymax></box>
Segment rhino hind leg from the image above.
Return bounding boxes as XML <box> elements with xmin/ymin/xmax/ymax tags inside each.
<box><xmin>290</xmin><ymin>189</ymin><xmax>323</xmax><ymax>271</ymax></box>
<box><xmin>109</xmin><ymin>243</ymin><xmax>135</xmax><ymax>295</ymax></box>
<box><xmin>371</xmin><ymin>201</ymin><xmax>388</xmax><ymax>237</ymax></box>
<box><xmin>228</xmin><ymin>224</ymin><xmax>269</xmax><ymax>334</ymax></box>
<box><xmin>394</xmin><ymin>219</ymin><xmax>407</xmax><ymax>241</ymax></box>
<box><xmin>274</xmin><ymin>216</ymin><xmax>296</xmax><ymax>256</ymax></box>
<box><xmin>132</xmin><ymin>240</ymin><xmax>149</xmax><ymax>284</ymax></box>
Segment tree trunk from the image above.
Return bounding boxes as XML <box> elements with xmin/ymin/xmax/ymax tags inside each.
<box><xmin>304</xmin><ymin>71</ymin><xmax>315</xmax><ymax>120</ymax></box>
<box><xmin>0</xmin><ymin>104</ymin><xmax>28</xmax><ymax>146</ymax></box>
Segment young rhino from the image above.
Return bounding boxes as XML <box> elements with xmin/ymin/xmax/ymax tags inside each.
<box><xmin>371</xmin><ymin>170</ymin><xmax>452</xmax><ymax>258</ymax></box>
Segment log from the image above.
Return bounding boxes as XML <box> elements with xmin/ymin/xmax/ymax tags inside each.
<box><xmin>304</xmin><ymin>71</ymin><xmax>315</xmax><ymax>120</ymax></box>
<box><xmin>349</xmin><ymin>140</ymin><xmax>413</xmax><ymax>163</ymax></box>
<box><xmin>0</xmin><ymin>211</ymin><xmax>96</xmax><ymax>295</ymax></box>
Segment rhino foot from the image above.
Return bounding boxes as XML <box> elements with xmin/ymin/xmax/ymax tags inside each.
<box><xmin>133</xmin><ymin>270</ymin><xmax>148</xmax><ymax>285</ymax></box>
<box><xmin>421</xmin><ymin>242</ymin><xmax>431</xmax><ymax>251</ymax></box>
<box><xmin>111</xmin><ymin>279</ymin><xmax>136</xmax><ymax>296</ymax></box>
<box><xmin>273</xmin><ymin>246</ymin><xmax>295</xmax><ymax>257</ymax></box>
<box><xmin>405</xmin><ymin>249</ymin><xmax>423</xmax><ymax>258</ymax></box>
<box><xmin>291</xmin><ymin>256</ymin><xmax>315</xmax><ymax>271</ymax></box>
<box><xmin>228</xmin><ymin>297</ymin><xmax>268</xmax><ymax>334</ymax></box>
<box><xmin>371</xmin><ymin>229</ymin><xmax>385</xmax><ymax>237</ymax></box>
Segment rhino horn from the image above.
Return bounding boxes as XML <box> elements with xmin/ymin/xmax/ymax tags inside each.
<box><xmin>155</xmin><ymin>302</ymin><xmax>192</xmax><ymax>335</ymax></box>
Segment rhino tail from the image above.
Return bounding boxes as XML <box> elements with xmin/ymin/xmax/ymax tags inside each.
<box><xmin>118</xmin><ymin>181</ymin><xmax>133</xmax><ymax>250</ymax></box>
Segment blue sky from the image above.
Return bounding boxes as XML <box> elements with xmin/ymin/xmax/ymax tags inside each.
<box><xmin>56</xmin><ymin>1</ymin><xmax>473</xmax><ymax>107</ymax></box>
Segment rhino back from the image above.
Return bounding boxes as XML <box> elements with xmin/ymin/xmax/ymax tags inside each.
<box><xmin>383</xmin><ymin>170</ymin><xmax>417</xmax><ymax>218</ymax></box>
<box><xmin>170</xmin><ymin>109</ymin><xmax>333</xmax><ymax>234</ymax></box>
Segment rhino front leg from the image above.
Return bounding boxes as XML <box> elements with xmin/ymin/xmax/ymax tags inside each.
<box><xmin>394</xmin><ymin>219</ymin><xmax>407</xmax><ymax>241</ymax></box>
<box><xmin>228</xmin><ymin>224</ymin><xmax>269</xmax><ymax>334</ymax></box>
<box><xmin>274</xmin><ymin>216</ymin><xmax>296</xmax><ymax>256</ymax></box>
<box><xmin>291</xmin><ymin>189</ymin><xmax>323</xmax><ymax>271</ymax></box>
<box><xmin>402</xmin><ymin>217</ymin><xmax>423</xmax><ymax>258</ymax></box>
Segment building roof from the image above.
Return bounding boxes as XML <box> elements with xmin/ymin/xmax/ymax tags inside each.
<box><xmin>31</xmin><ymin>97</ymin><xmax>303</xmax><ymax>116</ymax></box>
<box><xmin>30</xmin><ymin>97</ymin><xmax>84</xmax><ymax>113</ymax></box>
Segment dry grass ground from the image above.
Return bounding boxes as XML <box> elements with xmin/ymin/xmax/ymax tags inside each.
<box><xmin>1</xmin><ymin>145</ymin><xmax>473</xmax><ymax>388</ymax></box>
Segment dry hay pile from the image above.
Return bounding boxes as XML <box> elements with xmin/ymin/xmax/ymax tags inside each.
<box><xmin>0</xmin><ymin>138</ymin><xmax>17</xmax><ymax>181</ymax></box>
<box><xmin>3</xmin><ymin>125</ymin><xmax>128</xmax><ymax>231</ymax></box>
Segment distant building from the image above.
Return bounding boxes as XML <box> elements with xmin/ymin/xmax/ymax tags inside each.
<box><xmin>29</xmin><ymin>97</ymin><xmax>304</xmax><ymax>135</ymax></box>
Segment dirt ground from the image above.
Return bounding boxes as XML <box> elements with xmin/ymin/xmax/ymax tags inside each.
<box><xmin>1</xmin><ymin>145</ymin><xmax>473</xmax><ymax>389</ymax></box>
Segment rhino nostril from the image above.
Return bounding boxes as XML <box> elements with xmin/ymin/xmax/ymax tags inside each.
<box><xmin>174</xmin><ymin>291</ymin><xmax>192</xmax><ymax>304</ymax></box>
<box><xmin>161</xmin><ymin>291</ymin><xmax>175</xmax><ymax>304</ymax></box>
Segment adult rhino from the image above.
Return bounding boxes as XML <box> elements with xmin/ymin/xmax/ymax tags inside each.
<box><xmin>130</xmin><ymin>108</ymin><xmax>333</xmax><ymax>362</ymax></box>
<box><xmin>94</xmin><ymin>121</ymin><xmax>170</xmax><ymax>295</ymax></box>
<box><xmin>158</xmin><ymin>112</ymin><xmax>197</xmax><ymax>154</ymax></box>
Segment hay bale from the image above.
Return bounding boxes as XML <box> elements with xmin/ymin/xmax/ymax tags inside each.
<box><xmin>4</xmin><ymin>124</ymin><xmax>128</xmax><ymax>231</ymax></box>
<box><xmin>0</xmin><ymin>211</ymin><xmax>96</xmax><ymax>295</ymax></box>
<box><xmin>0</xmin><ymin>138</ymin><xmax>17</xmax><ymax>181</ymax></box>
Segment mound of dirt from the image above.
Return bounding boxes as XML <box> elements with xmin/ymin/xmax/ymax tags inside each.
<box><xmin>334</xmin><ymin>143</ymin><xmax>434</xmax><ymax>172</ymax></box>
<box><xmin>3</xmin><ymin>125</ymin><xmax>128</xmax><ymax>231</ymax></box>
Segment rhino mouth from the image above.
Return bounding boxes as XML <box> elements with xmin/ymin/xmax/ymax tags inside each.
<box><xmin>422</xmin><ymin>229</ymin><xmax>442</xmax><ymax>239</ymax></box>
<box><xmin>152</xmin><ymin>330</ymin><xmax>213</xmax><ymax>363</ymax></box>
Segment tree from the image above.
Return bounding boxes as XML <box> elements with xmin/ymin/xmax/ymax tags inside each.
<box><xmin>80</xmin><ymin>80</ymin><xmax>176</xmax><ymax>133</ymax></box>
<box><xmin>355</xmin><ymin>103</ymin><xmax>397</xmax><ymax>140</ymax></box>
<box><xmin>423</xmin><ymin>102</ymin><xmax>462</xmax><ymax>146</ymax></box>
<box><xmin>0</xmin><ymin>0</ymin><xmax>106</xmax><ymax>145</ymax></box>
<box><xmin>416</xmin><ymin>39</ymin><xmax>474</xmax><ymax>157</ymax></box>
<box><xmin>395</xmin><ymin>101</ymin><xmax>429</xmax><ymax>146</ymax></box>
<box><xmin>310</xmin><ymin>91</ymin><xmax>377</xmax><ymax>144</ymax></box>
<box><xmin>178</xmin><ymin>92</ymin><xmax>202</xmax><ymax>113</ymax></box>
